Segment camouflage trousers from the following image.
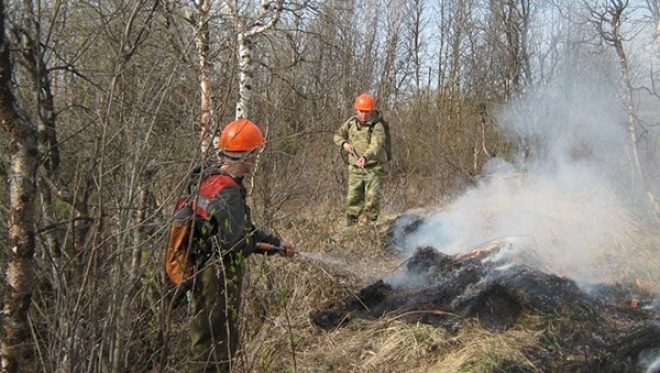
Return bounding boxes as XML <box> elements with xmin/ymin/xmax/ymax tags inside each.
<box><xmin>346</xmin><ymin>164</ymin><xmax>385</xmax><ymax>221</ymax></box>
<box><xmin>187</xmin><ymin>255</ymin><xmax>245</xmax><ymax>373</ymax></box>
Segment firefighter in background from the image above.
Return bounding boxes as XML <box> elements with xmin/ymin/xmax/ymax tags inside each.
<box><xmin>333</xmin><ymin>93</ymin><xmax>388</xmax><ymax>226</ymax></box>
<box><xmin>188</xmin><ymin>119</ymin><xmax>295</xmax><ymax>373</ymax></box>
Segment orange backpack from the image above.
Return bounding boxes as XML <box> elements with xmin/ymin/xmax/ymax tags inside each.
<box><xmin>165</xmin><ymin>173</ymin><xmax>238</xmax><ymax>286</ymax></box>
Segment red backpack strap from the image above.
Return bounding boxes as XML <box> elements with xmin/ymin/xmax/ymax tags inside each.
<box><xmin>198</xmin><ymin>173</ymin><xmax>239</xmax><ymax>199</ymax></box>
<box><xmin>174</xmin><ymin>197</ymin><xmax>189</xmax><ymax>211</ymax></box>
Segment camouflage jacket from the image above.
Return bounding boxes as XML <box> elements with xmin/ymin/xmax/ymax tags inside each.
<box><xmin>188</xmin><ymin>164</ymin><xmax>281</xmax><ymax>259</ymax></box>
<box><xmin>333</xmin><ymin>109</ymin><xmax>387</xmax><ymax>166</ymax></box>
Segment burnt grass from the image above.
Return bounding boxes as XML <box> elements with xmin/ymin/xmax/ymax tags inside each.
<box><xmin>310</xmin><ymin>245</ymin><xmax>660</xmax><ymax>372</ymax></box>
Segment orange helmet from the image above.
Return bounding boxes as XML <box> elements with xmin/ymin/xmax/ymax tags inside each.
<box><xmin>354</xmin><ymin>94</ymin><xmax>375</xmax><ymax>111</ymax></box>
<box><xmin>218</xmin><ymin>119</ymin><xmax>265</xmax><ymax>157</ymax></box>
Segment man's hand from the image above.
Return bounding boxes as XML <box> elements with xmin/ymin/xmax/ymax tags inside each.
<box><xmin>342</xmin><ymin>142</ymin><xmax>355</xmax><ymax>155</ymax></box>
<box><xmin>279</xmin><ymin>240</ymin><xmax>295</xmax><ymax>257</ymax></box>
<box><xmin>356</xmin><ymin>156</ymin><xmax>366</xmax><ymax>168</ymax></box>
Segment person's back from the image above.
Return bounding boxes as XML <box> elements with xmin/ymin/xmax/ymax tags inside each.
<box><xmin>184</xmin><ymin>119</ymin><xmax>295</xmax><ymax>373</ymax></box>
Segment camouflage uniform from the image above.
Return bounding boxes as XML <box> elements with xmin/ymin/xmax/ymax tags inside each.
<box><xmin>186</xmin><ymin>167</ymin><xmax>281</xmax><ymax>373</ymax></box>
<box><xmin>333</xmin><ymin>110</ymin><xmax>388</xmax><ymax>222</ymax></box>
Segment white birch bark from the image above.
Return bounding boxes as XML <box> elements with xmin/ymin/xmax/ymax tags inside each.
<box><xmin>644</xmin><ymin>0</ymin><xmax>660</xmax><ymax>47</ymax></box>
<box><xmin>0</xmin><ymin>3</ymin><xmax>38</xmax><ymax>370</ymax></box>
<box><xmin>197</xmin><ymin>0</ymin><xmax>214</xmax><ymax>153</ymax></box>
<box><xmin>227</xmin><ymin>0</ymin><xmax>285</xmax><ymax>119</ymax></box>
<box><xmin>591</xmin><ymin>0</ymin><xmax>660</xmax><ymax>217</ymax></box>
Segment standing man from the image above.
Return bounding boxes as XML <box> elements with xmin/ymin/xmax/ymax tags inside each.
<box><xmin>333</xmin><ymin>93</ymin><xmax>388</xmax><ymax>226</ymax></box>
<box><xmin>187</xmin><ymin>119</ymin><xmax>295</xmax><ymax>372</ymax></box>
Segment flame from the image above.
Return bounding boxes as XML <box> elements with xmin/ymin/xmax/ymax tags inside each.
<box><xmin>457</xmin><ymin>242</ymin><xmax>502</xmax><ymax>261</ymax></box>
<box><xmin>468</xmin><ymin>248</ymin><xmax>488</xmax><ymax>259</ymax></box>
<box><xmin>631</xmin><ymin>298</ymin><xmax>639</xmax><ymax>309</ymax></box>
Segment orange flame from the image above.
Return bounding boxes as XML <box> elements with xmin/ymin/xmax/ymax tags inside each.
<box><xmin>631</xmin><ymin>298</ymin><xmax>639</xmax><ymax>309</ymax></box>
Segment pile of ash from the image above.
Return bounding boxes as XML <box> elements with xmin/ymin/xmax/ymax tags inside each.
<box><xmin>310</xmin><ymin>243</ymin><xmax>660</xmax><ymax>372</ymax></box>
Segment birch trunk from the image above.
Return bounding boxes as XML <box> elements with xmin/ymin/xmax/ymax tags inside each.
<box><xmin>236</xmin><ymin>33</ymin><xmax>253</xmax><ymax>119</ymax></box>
<box><xmin>645</xmin><ymin>0</ymin><xmax>660</xmax><ymax>47</ymax></box>
<box><xmin>0</xmin><ymin>1</ymin><xmax>38</xmax><ymax>371</ymax></box>
<box><xmin>197</xmin><ymin>0</ymin><xmax>214</xmax><ymax>152</ymax></box>
<box><xmin>613</xmin><ymin>29</ymin><xmax>660</xmax><ymax>215</ymax></box>
<box><xmin>19</xmin><ymin>0</ymin><xmax>63</xmax><ymax>285</ymax></box>
<box><xmin>593</xmin><ymin>0</ymin><xmax>660</xmax><ymax>217</ymax></box>
<box><xmin>230</xmin><ymin>0</ymin><xmax>285</xmax><ymax>120</ymax></box>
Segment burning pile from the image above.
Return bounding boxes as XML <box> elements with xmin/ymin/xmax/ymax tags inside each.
<box><xmin>310</xmin><ymin>237</ymin><xmax>660</xmax><ymax>372</ymax></box>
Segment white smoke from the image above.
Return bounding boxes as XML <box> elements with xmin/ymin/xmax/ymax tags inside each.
<box><xmin>400</xmin><ymin>66</ymin><xmax>649</xmax><ymax>284</ymax></box>
<box><xmin>639</xmin><ymin>338</ymin><xmax>660</xmax><ymax>373</ymax></box>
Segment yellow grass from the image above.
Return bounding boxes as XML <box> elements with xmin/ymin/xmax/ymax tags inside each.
<box><xmin>230</xmin><ymin>192</ymin><xmax>660</xmax><ymax>373</ymax></box>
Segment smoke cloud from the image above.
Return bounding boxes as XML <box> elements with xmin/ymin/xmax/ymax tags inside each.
<box><xmin>399</xmin><ymin>67</ymin><xmax>646</xmax><ymax>285</ymax></box>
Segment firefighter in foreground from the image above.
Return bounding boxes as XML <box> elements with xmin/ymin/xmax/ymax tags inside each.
<box><xmin>188</xmin><ymin>119</ymin><xmax>295</xmax><ymax>372</ymax></box>
<box><xmin>333</xmin><ymin>93</ymin><xmax>388</xmax><ymax>226</ymax></box>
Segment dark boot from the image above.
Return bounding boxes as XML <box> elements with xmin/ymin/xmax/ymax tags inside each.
<box><xmin>346</xmin><ymin>215</ymin><xmax>357</xmax><ymax>226</ymax></box>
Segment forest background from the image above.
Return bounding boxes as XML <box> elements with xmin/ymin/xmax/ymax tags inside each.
<box><xmin>2</xmin><ymin>0</ymin><xmax>660</xmax><ymax>372</ymax></box>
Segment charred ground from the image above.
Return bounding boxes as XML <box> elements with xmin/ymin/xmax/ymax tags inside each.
<box><xmin>310</xmin><ymin>224</ymin><xmax>660</xmax><ymax>373</ymax></box>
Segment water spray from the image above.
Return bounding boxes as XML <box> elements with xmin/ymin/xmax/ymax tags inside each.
<box><xmin>257</xmin><ymin>242</ymin><xmax>347</xmax><ymax>267</ymax></box>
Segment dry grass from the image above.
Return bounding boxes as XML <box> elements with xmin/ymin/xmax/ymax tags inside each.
<box><xmin>159</xmin><ymin>164</ymin><xmax>660</xmax><ymax>373</ymax></box>
<box><xmin>234</xmin><ymin>200</ymin><xmax>511</xmax><ymax>372</ymax></box>
<box><xmin>227</xmin><ymin>186</ymin><xmax>660</xmax><ymax>373</ymax></box>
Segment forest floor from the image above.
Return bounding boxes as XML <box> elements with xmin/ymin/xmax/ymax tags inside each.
<box><xmin>236</xmin><ymin>201</ymin><xmax>660</xmax><ymax>373</ymax></box>
<box><xmin>163</xmin><ymin>201</ymin><xmax>660</xmax><ymax>373</ymax></box>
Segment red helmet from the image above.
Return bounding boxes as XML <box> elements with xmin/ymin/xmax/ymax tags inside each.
<box><xmin>218</xmin><ymin>119</ymin><xmax>265</xmax><ymax>157</ymax></box>
<box><xmin>354</xmin><ymin>94</ymin><xmax>376</xmax><ymax>111</ymax></box>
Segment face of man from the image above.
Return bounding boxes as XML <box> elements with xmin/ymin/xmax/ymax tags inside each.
<box><xmin>221</xmin><ymin>149</ymin><xmax>261</xmax><ymax>176</ymax></box>
<box><xmin>356</xmin><ymin>109</ymin><xmax>372</xmax><ymax>123</ymax></box>
<box><xmin>243</xmin><ymin>151</ymin><xmax>262</xmax><ymax>172</ymax></box>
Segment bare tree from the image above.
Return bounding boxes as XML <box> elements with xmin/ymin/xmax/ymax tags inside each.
<box><xmin>13</xmin><ymin>0</ymin><xmax>69</xmax><ymax>289</ymax></box>
<box><xmin>5</xmin><ymin>1</ymin><xmax>660</xmax><ymax>372</ymax></box>
<box><xmin>11</xmin><ymin>1</ymin><xmax>171</xmax><ymax>371</ymax></box>
<box><xmin>220</xmin><ymin>0</ymin><xmax>285</xmax><ymax>120</ymax></box>
<box><xmin>407</xmin><ymin>0</ymin><xmax>426</xmax><ymax>94</ymax></box>
<box><xmin>643</xmin><ymin>0</ymin><xmax>660</xmax><ymax>46</ymax></box>
<box><xmin>376</xmin><ymin>0</ymin><xmax>405</xmax><ymax>105</ymax></box>
<box><xmin>189</xmin><ymin>1</ymin><xmax>286</xmax><ymax>151</ymax></box>
<box><xmin>486</xmin><ymin>0</ymin><xmax>533</xmax><ymax>100</ymax></box>
<box><xmin>587</xmin><ymin>0</ymin><xmax>660</xmax><ymax>217</ymax></box>
<box><xmin>196</xmin><ymin>0</ymin><xmax>215</xmax><ymax>152</ymax></box>
<box><xmin>435</xmin><ymin>0</ymin><xmax>474</xmax><ymax>119</ymax></box>
<box><xmin>447</xmin><ymin>0</ymin><xmax>468</xmax><ymax>103</ymax></box>
<box><xmin>0</xmin><ymin>0</ymin><xmax>38</xmax><ymax>370</ymax></box>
